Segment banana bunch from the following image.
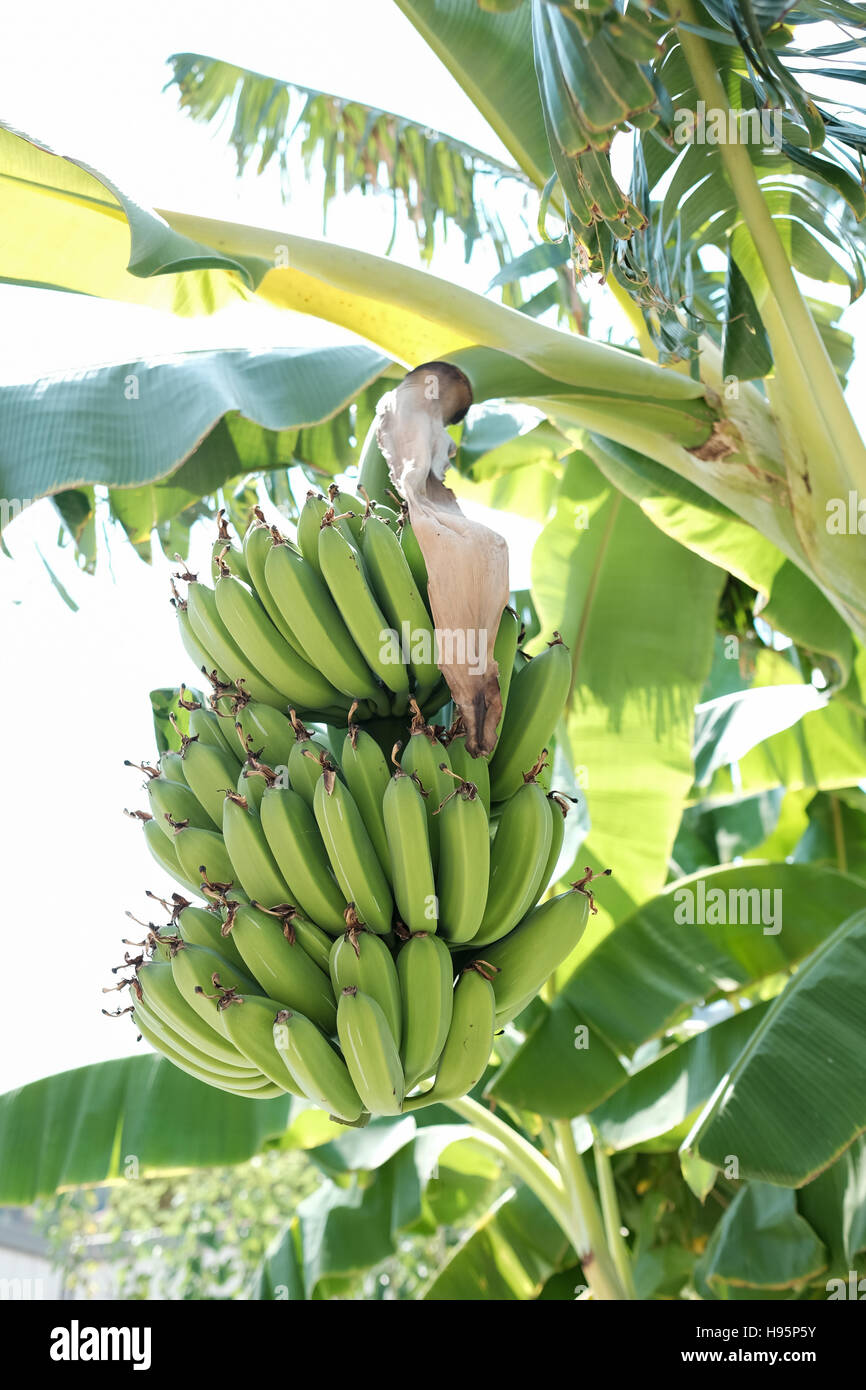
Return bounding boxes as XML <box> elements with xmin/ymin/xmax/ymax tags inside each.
<box><xmin>112</xmin><ymin>502</ymin><xmax>605</xmax><ymax>1120</ymax></box>
<box><xmin>173</xmin><ymin>495</ymin><xmax>450</xmax><ymax>725</ymax></box>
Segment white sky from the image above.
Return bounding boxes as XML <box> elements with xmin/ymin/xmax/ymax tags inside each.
<box><xmin>0</xmin><ymin>0</ymin><xmax>864</xmax><ymax>1093</ymax></box>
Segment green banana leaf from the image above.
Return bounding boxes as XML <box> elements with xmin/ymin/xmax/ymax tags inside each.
<box><xmin>422</xmin><ymin>1184</ymin><xmax>572</xmax><ymax>1300</ymax></box>
<box><xmin>695</xmin><ymin>1184</ymin><xmax>828</xmax><ymax>1292</ymax></box>
<box><xmin>488</xmin><ymin>863</ymin><xmax>866</xmax><ymax>1119</ymax></box>
<box><xmin>0</xmin><ymin>344</ymin><xmax>390</xmax><ymax>506</ymax></box>
<box><xmin>684</xmin><ymin>907</ymin><xmax>866</xmax><ymax>1186</ymax></box>
<box><xmin>531</xmin><ymin>451</ymin><xmax>724</xmax><ymax>943</ymax></box>
<box><xmin>797</xmin><ymin>1136</ymin><xmax>866</xmax><ymax>1270</ymax></box>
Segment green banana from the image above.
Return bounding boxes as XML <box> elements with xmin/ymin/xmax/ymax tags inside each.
<box><xmin>470</xmin><ymin>777</ymin><xmax>553</xmax><ymax>948</ymax></box>
<box><xmin>313</xmin><ymin>769</ymin><xmax>394</xmax><ymax>935</ymax></box>
<box><xmin>137</xmin><ymin>957</ymin><xmax>255</xmax><ymax>1069</ymax></box>
<box><xmin>222</xmin><ymin>791</ymin><xmax>293</xmax><ymax>908</ymax></box>
<box><xmin>147</xmin><ymin>775</ymin><xmax>216</xmax><ymax>838</ymax></box>
<box><xmin>287</xmin><ymin>717</ymin><xmax>334</xmax><ymax>807</ymax></box>
<box><xmin>297</xmin><ymin>492</ymin><xmax>329</xmax><ymax>572</ymax></box>
<box><xmin>340</xmin><ymin>723</ymin><xmax>392</xmax><ymax>880</ymax></box>
<box><xmin>264</xmin><ymin>536</ymin><xmax>386</xmax><ymax>710</ymax></box>
<box><xmin>290</xmin><ymin>914</ymin><xmax>334</xmax><ymax>975</ymax></box>
<box><xmin>382</xmin><ymin>763</ymin><xmax>437</xmax><ymax>934</ymax></box>
<box><xmin>217</xmin><ymin>993</ymin><xmax>304</xmax><ymax>1094</ymax></box>
<box><xmin>188</xmin><ymin>704</ymin><xmax>240</xmax><ymax>762</ymax></box>
<box><xmin>132</xmin><ymin>985</ymin><xmax>260</xmax><ymax>1080</ymax></box>
<box><xmin>212</xmin><ymin>509</ymin><xmax>251</xmax><ymax>583</ymax></box>
<box><xmin>273</xmin><ymin>1008</ymin><xmax>363</xmax><ymax>1122</ymax></box>
<box><xmin>397</xmin><ymin>513</ymin><xmax>429</xmax><ymax>593</ymax></box>
<box><xmin>412</xmin><ymin>965</ymin><xmax>495</xmax><ymax>1104</ymax></box>
<box><xmin>158</xmin><ymin>750</ymin><xmax>188</xmax><ymax>785</ymax></box>
<box><xmin>475</xmin><ymin>875</ymin><xmax>602</xmax><ymax>1018</ymax></box>
<box><xmin>185</xmin><ymin>580</ymin><xmax>286</xmax><ymax>709</ymax></box>
<box><xmin>214</xmin><ymin>569</ymin><xmax>344</xmax><ymax>713</ymax></box>
<box><xmin>176</xmin><ymin>598</ymin><xmax>225</xmax><ymax>684</ymax></box>
<box><xmin>224</xmin><ymin>900</ymin><xmax>336</xmax><ymax>1033</ymax></box>
<box><xmin>318</xmin><ymin>515</ymin><xmax>410</xmax><ymax>701</ymax></box>
<box><xmin>259</xmin><ymin>783</ymin><xmax>347</xmax><ymax>934</ymax></box>
<box><xmin>327</xmin><ymin>483</ymin><xmax>365</xmax><ymax>540</ymax></box>
<box><xmin>170</xmin><ymin>941</ymin><xmax>263</xmax><ymax>1040</ymax></box>
<box><xmin>492</xmin><ymin>605</ymin><xmax>520</xmax><ymax>746</ymax></box>
<box><xmin>435</xmin><ymin>771</ymin><xmax>490</xmax><ymax>944</ymax></box>
<box><xmin>134</xmin><ymin>1010</ymin><xmax>280</xmax><ymax>1098</ymax></box>
<box><xmin>242</xmin><ymin>518</ymin><xmax>311</xmax><ymax>656</ymax></box>
<box><xmin>181</xmin><ymin>738</ymin><xmax>242</xmax><ymax>824</ymax></box>
<box><xmin>445</xmin><ymin>724</ymin><xmax>491</xmax><ymax>816</ymax></box>
<box><xmin>173</xmin><ymin>825</ymin><xmax>235</xmax><ymax>893</ymax></box>
<box><xmin>359</xmin><ymin>514</ymin><xmax>438</xmax><ymax>699</ymax></box>
<box><xmin>399</xmin><ymin>707</ymin><xmax>453</xmax><ymax>870</ymax></box>
<box><xmin>337</xmin><ymin>986</ymin><xmax>404</xmax><ymax>1116</ymax></box>
<box><xmin>238</xmin><ymin>762</ymin><xmax>266</xmax><ymax>812</ymax></box>
<box><xmin>329</xmin><ymin>918</ymin><xmax>401</xmax><ymax>1047</ymax></box>
<box><xmin>538</xmin><ymin>792</ymin><xmax>571</xmax><ymax>903</ymax></box>
<box><xmin>175</xmin><ymin>901</ymin><xmax>247</xmax><ymax>972</ymax></box>
<box><xmin>489</xmin><ymin>634</ymin><xmax>571</xmax><ymax>801</ymax></box>
<box><xmin>396</xmin><ymin>931</ymin><xmax>453</xmax><ymax>1091</ymax></box>
<box><xmin>234</xmin><ymin>699</ymin><xmax>297</xmax><ymax>770</ymax></box>
<box><xmin>141</xmin><ymin>818</ymin><xmax>203</xmax><ymax>899</ymax></box>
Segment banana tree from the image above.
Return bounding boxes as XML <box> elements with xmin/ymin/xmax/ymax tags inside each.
<box><xmin>1</xmin><ymin>0</ymin><xmax>866</xmax><ymax>1299</ymax></box>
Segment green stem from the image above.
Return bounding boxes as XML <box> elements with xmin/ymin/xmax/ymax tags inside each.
<box><xmin>669</xmin><ymin>0</ymin><xmax>866</xmax><ymax>487</ymax></box>
<box><xmin>552</xmin><ymin>1118</ymin><xmax>627</xmax><ymax>1300</ymax></box>
<box><xmin>444</xmin><ymin>1097</ymin><xmax>570</xmax><ymax>1230</ymax></box>
<box><xmin>592</xmin><ymin>1128</ymin><xmax>637</xmax><ymax>1299</ymax></box>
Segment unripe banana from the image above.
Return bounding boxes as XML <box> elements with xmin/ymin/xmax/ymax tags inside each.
<box><xmin>182</xmin><ymin>730</ymin><xmax>249</xmax><ymax>824</ymax></box>
<box><xmin>337</xmin><ymin>986</ymin><xmax>404</xmax><ymax>1116</ymax></box>
<box><xmin>313</xmin><ymin>769</ymin><xmax>394</xmax><ymax>935</ymax></box>
<box><xmin>224</xmin><ymin>900</ymin><xmax>336</xmax><ymax>1033</ymax></box>
<box><xmin>137</xmin><ymin>958</ymin><xmax>254</xmax><ymax>1069</ymax></box>
<box><xmin>382</xmin><ymin>765</ymin><xmax>437</xmax><ymax>934</ymax></box>
<box><xmin>132</xmin><ymin>985</ymin><xmax>259</xmax><ymax>1080</ymax></box>
<box><xmin>340</xmin><ymin>723</ymin><xmax>392</xmax><ymax>880</ymax></box>
<box><xmin>222</xmin><ymin>792</ymin><xmax>293</xmax><ymax>908</ymax></box>
<box><xmin>170</xmin><ymin>942</ymin><xmax>263</xmax><ymax>1042</ymax></box>
<box><xmin>538</xmin><ymin>792</ymin><xmax>571</xmax><ymax>903</ymax></box>
<box><xmin>329</xmin><ymin>918</ymin><xmax>401</xmax><ymax>1047</ymax></box>
<box><xmin>492</xmin><ymin>605</ymin><xmax>520</xmax><ymax>745</ymax></box>
<box><xmin>185</xmin><ymin>580</ymin><xmax>286</xmax><ymax>709</ymax></box>
<box><xmin>445</xmin><ymin>725</ymin><xmax>490</xmax><ymax>816</ymax></box>
<box><xmin>287</xmin><ymin>720</ymin><xmax>334</xmax><ymax>808</ymax></box>
<box><xmin>212</xmin><ymin>510</ymin><xmax>251</xmax><ymax>583</ymax></box>
<box><xmin>475</xmin><ymin>875</ymin><xmax>602</xmax><ymax>1017</ymax></box>
<box><xmin>273</xmin><ymin>1008</ymin><xmax>363</xmax><ymax>1122</ymax></box>
<box><xmin>470</xmin><ymin>777</ymin><xmax>553</xmax><ymax>948</ymax></box>
<box><xmin>175</xmin><ymin>902</ymin><xmax>247</xmax><ymax>972</ymax></box>
<box><xmin>234</xmin><ymin>700</ymin><xmax>297</xmax><ymax>770</ymax></box>
<box><xmin>359</xmin><ymin>514</ymin><xmax>438</xmax><ymax>700</ymax></box>
<box><xmin>259</xmin><ymin>784</ymin><xmax>347</xmax><ymax>934</ymax></box>
<box><xmin>214</xmin><ymin>570</ymin><xmax>345</xmax><ymax>713</ymax></box>
<box><xmin>188</xmin><ymin>705</ymin><xmax>240</xmax><ymax>762</ymax></box>
<box><xmin>399</xmin><ymin>708</ymin><xmax>452</xmax><ymax>870</ymax></box>
<box><xmin>290</xmin><ymin>914</ymin><xmax>334</xmax><ymax>975</ymax></box>
<box><xmin>159</xmin><ymin>750</ymin><xmax>188</xmax><ymax>785</ymax></box>
<box><xmin>297</xmin><ymin>492</ymin><xmax>332</xmax><ymax>572</ymax></box>
<box><xmin>237</xmin><ymin>762</ymin><xmax>266</xmax><ymax>813</ymax></box>
<box><xmin>397</xmin><ymin>931</ymin><xmax>454</xmax><ymax>1091</ymax></box>
<box><xmin>489</xmin><ymin>634</ymin><xmax>571</xmax><ymax>801</ymax></box>
<box><xmin>415</xmin><ymin>965</ymin><xmax>495</xmax><ymax>1103</ymax></box>
<box><xmin>397</xmin><ymin>513</ymin><xmax>428</xmax><ymax>593</ymax></box>
<box><xmin>173</xmin><ymin>824</ymin><xmax>235</xmax><ymax>892</ymax></box>
<box><xmin>217</xmin><ymin>993</ymin><xmax>304</xmax><ymax>1094</ymax></box>
<box><xmin>134</xmin><ymin>1010</ymin><xmax>281</xmax><ymax>1098</ymax></box>
<box><xmin>318</xmin><ymin>515</ymin><xmax>410</xmax><ymax>701</ymax></box>
<box><xmin>147</xmin><ymin>776</ymin><xmax>216</xmax><ymax>838</ymax></box>
<box><xmin>243</xmin><ymin>519</ymin><xmax>310</xmax><ymax>656</ymax></box>
<box><xmin>327</xmin><ymin>483</ymin><xmax>365</xmax><ymax>540</ymax></box>
<box><xmin>264</xmin><ymin>536</ymin><xmax>387</xmax><ymax>712</ymax></box>
<box><xmin>142</xmin><ymin>818</ymin><xmax>203</xmax><ymax>899</ymax></box>
<box><xmin>176</xmin><ymin>600</ymin><xmax>225</xmax><ymax>684</ymax></box>
<box><xmin>435</xmin><ymin>772</ymin><xmax>489</xmax><ymax>944</ymax></box>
